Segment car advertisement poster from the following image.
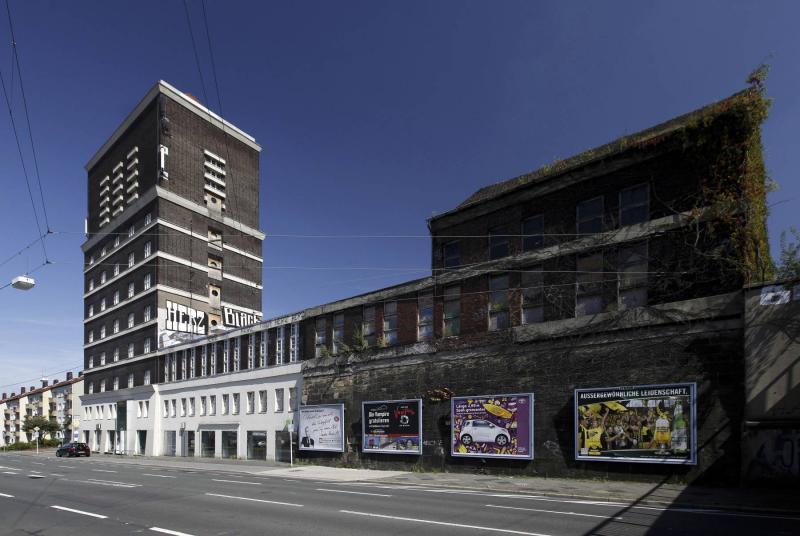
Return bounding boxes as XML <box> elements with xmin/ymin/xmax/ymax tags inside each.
<box><xmin>574</xmin><ymin>383</ymin><xmax>697</xmax><ymax>464</ymax></box>
<box><xmin>362</xmin><ymin>399</ymin><xmax>422</xmax><ymax>455</ymax></box>
<box><xmin>451</xmin><ymin>393</ymin><xmax>534</xmax><ymax>459</ymax></box>
<box><xmin>298</xmin><ymin>404</ymin><xmax>345</xmax><ymax>452</ymax></box>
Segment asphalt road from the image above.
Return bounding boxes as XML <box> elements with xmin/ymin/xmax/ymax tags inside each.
<box><xmin>0</xmin><ymin>452</ymin><xmax>796</xmax><ymax>536</ymax></box>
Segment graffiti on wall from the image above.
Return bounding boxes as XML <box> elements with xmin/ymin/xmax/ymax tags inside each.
<box><xmin>743</xmin><ymin>429</ymin><xmax>800</xmax><ymax>482</ymax></box>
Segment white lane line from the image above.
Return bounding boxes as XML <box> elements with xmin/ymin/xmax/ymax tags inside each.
<box><xmin>150</xmin><ymin>527</ymin><xmax>195</xmax><ymax>536</ymax></box>
<box><xmin>92</xmin><ymin>469</ymin><xmax>118</xmax><ymax>473</ymax></box>
<box><xmin>317</xmin><ymin>488</ymin><xmax>392</xmax><ymax>498</ymax></box>
<box><xmin>2</xmin><ymin>472</ymin><xmax>18</xmax><ymax>475</ymax></box>
<box><xmin>143</xmin><ymin>473</ymin><xmax>176</xmax><ymax>478</ymax></box>
<box><xmin>0</xmin><ymin>493</ymin><xmax>14</xmax><ymax>498</ymax></box>
<box><xmin>31</xmin><ymin>462</ymin><xmax>45</xmax><ymax>465</ymax></box>
<box><xmin>211</xmin><ymin>478</ymin><xmax>262</xmax><ymax>486</ymax></box>
<box><xmin>50</xmin><ymin>505</ymin><xmax>108</xmax><ymax>519</ymax></box>
<box><xmin>339</xmin><ymin>510</ymin><xmax>553</xmax><ymax>536</ymax></box>
<box><xmin>57</xmin><ymin>465</ymin><xmax>72</xmax><ymax>468</ymax></box>
<box><xmin>205</xmin><ymin>493</ymin><xmax>302</xmax><ymax>507</ymax></box>
<box><xmin>50</xmin><ymin>473</ymin><xmax>65</xmax><ymax>477</ymax></box>
<box><xmin>486</xmin><ymin>504</ymin><xmax>623</xmax><ymax>520</ymax></box>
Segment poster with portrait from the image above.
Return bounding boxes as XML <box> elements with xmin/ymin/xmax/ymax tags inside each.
<box><xmin>298</xmin><ymin>404</ymin><xmax>345</xmax><ymax>452</ymax></box>
<box><xmin>451</xmin><ymin>393</ymin><xmax>534</xmax><ymax>459</ymax></box>
<box><xmin>362</xmin><ymin>399</ymin><xmax>422</xmax><ymax>455</ymax></box>
<box><xmin>574</xmin><ymin>383</ymin><xmax>697</xmax><ymax>464</ymax></box>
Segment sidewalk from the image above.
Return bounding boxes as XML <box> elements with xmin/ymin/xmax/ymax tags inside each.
<box><xmin>9</xmin><ymin>450</ymin><xmax>799</xmax><ymax>514</ymax></box>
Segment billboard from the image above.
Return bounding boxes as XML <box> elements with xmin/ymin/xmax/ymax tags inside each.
<box><xmin>574</xmin><ymin>383</ymin><xmax>697</xmax><ymax>464</ymax></box>
<box><xmin>298</xmin><ymin>404</ymin><xmax>345</xmax><ymax>452</ymax></box>
<box><xmin>158</xmin><ymin>300</ymin><xmax>207</xmax><ymax>349</ymax></box>
<box><xmin>362</xmin><ymin>399</ymin><xmax>422</xmax><ymax>455</ymax></box>
<box><xmin>451</xmin><ymin>393</ymin><xmax>534</xmax><ymax>459</ymax></box>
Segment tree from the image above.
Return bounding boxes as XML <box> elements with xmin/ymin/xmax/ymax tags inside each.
<box><xmin>22</xmin><ymin>416</ymin><xmax>60</xmax><ymax>436</ymax></box>
<box><xmin>776</xmin><ymin>227</ymin><xmax>800</xmax><ymax>281</ymax></box>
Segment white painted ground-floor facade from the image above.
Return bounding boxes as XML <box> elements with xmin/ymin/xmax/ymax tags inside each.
<box><xmin>79</xmin><ymin>363</ymin><xmax>301</xmax><ymax>461</ymax></box>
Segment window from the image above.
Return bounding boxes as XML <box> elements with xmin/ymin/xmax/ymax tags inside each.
<box><xmin>382</xmin><ymin>301</ymin><xmax>398</xmax><ymax>345</ymax></box>
<box><xmin>522</xmin><ymin>215</ymin><xmax>544</xmax><ymax>251</ymax></box>
<box><xmin>232</xmin><ymin>393</ymin><xmax>240</xmax><ymax>415</ymax></box>
<box><xmin>417</xmin><ymin>291</ymin><xmax>433</xmax><ymax>341</ymax></box>
<box><xmin>100</xmin><ymin>298</ymin><xmax>106</xmax><ymax>312</ymax></box>
<box><xmin>211</xmin><ymin>344</ymin><xmax>217</xmax><ymax>375</ymax></box>
<box><xmin>180</xmin><ymin>398</ymin><xmax>186</xmax><ymax>417</ymax></box>
<box><xmin>163</xmin><ymin>401</ymin><xmax>169</xmax><ymax>418</ymax></box>
<box><xmin>88</xmin><ymin>304</ymin><xmax>94</xmax><ymax>317</ymax></box>
<box><xmin>128</xmin><ymin>343</ymin><xmax>135</xmax><ymax>358</ymax></box>
<box><xmin>113</xmin><ymin>319</ymin><xmax>119</xmax><ymax>334</ymax></box>
<box><xmin>101</xmin><ymin>246</ymin><xmax>107</xmax><ymax>257</ymax></box>
<box><xmin>169</xmin><ymin>351</ymin><xmax>176</xmax><ymax>378</ymax></box>
<box><xmin>200</xmin><ymin>396</ymin><xmax>207</xmax><ymax>416</ymax></box>
<box><xmin>233</xmin><ymin>338</ymin><xmax>241</xmax><ymax>372</ymax></box>
<box><xmin>88</xmin><ymin>382</ymin><xmax>94</xmax><ymax>394</ymax></box>
<box><xmin>89</xmin><ymin>278</ymin><xmax>95</xmax><ymax>291</ymax></box>
<box><xmin>247</xmin><ymin>334</ymin><xmax>255</xmax><ymax>369</ymax></box>
<box><xmin>201</xmin><ymin>346</ymin><xmax>208</xmax><ymax>377</ymax></box>
<box><xmin>577</xmin><ymin>197</ymin><xmax>603</xmax><ymax>234</ymax></box>
<box><xmin>113</xmin><ymin>290</ymin><xmax>119</xmax><ymax>305</ymax></box>
<box><xmin>89</xmin><ymin>255</ymin><xmax>95</xmax><ymax>266</ymax></box>
<box><xmin>144</xmin><ymin>213</ymin><xmax>152</xmax><ymax>226</ymax></box>
<box><xmin>288</xmin><ymin>387</ymin><xmax>297</xmax><ymax>412</ymax></box>
<box><xmin>100</xmin><ymin>271</ymin><xmax>107</xmax><ymax>284</ymax></box>
<box><xmin>190</xmin><ymin>348</ymin><xmax>196</xmax><ymax>378</ymax></box>
<box><xmin>618</xmin><ymin>242</ymin><xmax>648</xmax><ymax>309</ymax></box>
<box><xmin>259</xmin><ymin>390</ymin><xmax>268</xmax><ymax>413</ymax></box>
<box><xmin>181</xmin><ymin>352</ymin><xmax>187</xmax><ymax>378</ymax></box>
<box><xmin>89</xmin><ymin>355</ymin><xmax>94</xmax><ymax>368</ymax></box>
<box><xmin>144</xmin><ymin>273</ymin><xmax>151</xmax><ymax>290</ymax></box>
<box><xmin>362</xmin><ymin>306</ymin><xmax>377</xmax><ymax>346</ymax></box>
<box><xmin>100</xmin><ymin>379</ymin><xmax>106</xmax><ymax>392</ymax></box>
<box><xmin>246</xmin><ymin>392</ymin><xmax>255</xmax><ymax>414</ymax></box>
<box><xmin>144</xmin><ymin>369</ymin><xmax>150</xmax><ymax>385</ymax></box>
<box><xmin>221</xmin><ymin>394</ymin><xmax>229</xmax><ymax>415</ymax></box>
<box><xmin>113</xmin><ymin>263</ymin><xmax>120</xmax><ymax>276</ymax></box>
<box><xmin>128</xmin><ymin>252</ymin><xmax>135</xmax><ymax>267</ymax></box>
<box><xmin>128</xmin><ymin>225</ymin><xmax>135</xmax><ymax>238</ymax></box>
<box><xmin>488</xmin><ymin>274</ymin><xmax>510</xmax><ymax>331</ymax></box>
<box><xmin>113</xmin><ymin>347</ymin><xmax>119</xmax><ymax>362</ymax></box>
<box><xmin>223</xmin><ymin>340</ymin><xmax>230</xmax><ymax>373</ymax></box>
<box><xmin>443</xmin><ymin>285</ymin><xmax>461</xmax><ymax>337</ymax></box>
<box><xmin>100</xmin><ymin>352</ymin><xmax>106</xmax><ymax>366</ymax></box>
<box><xmin>100</xmin><ymin>325</ymin><xmax>106</xmax><ymax>339</ymax></box>
<box><xmin>137</xmin><ymin>402</ymin><xmax>142</xmax><ymax>418</ymax></box>
<box><xmin>128</xmin><ymin>282</ymin><xmax>135</xmax><ymax>298</ymax></box>
<box><xmin>275</xmin><ymin>388</ymin><xmax>284</xmax><ymax>412</ymax></box>
<box><xmin>144</xmin><ymin>401</ymin><xmax>149</xmax><ymax>417</ymax></box>
<box><xmin>259</xmin><ymin>332</ymin><xmax>267</xmax><ymax>367</ymax></box>
<box><xmin>489</xmin><ymin>226</ymin><xmax>510</xmax><ymax>260</ymax></box>
<box><xmin>521</xmin><ymin>267</ymin><xmax>544</xmax><ymax>324</ymax></box>
<box><xmin>576</xmin><ymin>252</ymin><xmax>604</xmax><ymax>316</ymax></box>
<box><xmin>290</xmin><ymin>323</ymin><xmax>299</xmax><ymax>362</ymax></box>
<box><xmin>619</xmin><ymin>184</ymin><xmax>649</xmax><ymax>226</ymax></box>
<box><xmin>144</xmin><ymin>241</ymin><xmax>151</xmax><ymax>257</ymax></box>
<box><xmin>442</xmin><ymin>240</ymin><xmax>460</xmax><ymax>269</ymax></box>
<box><xmin>113</xmin><ymin>376</ymin><xmax>119</xmax><ymax>391</ymax></box>
<box><xmin>315</xmin><ymin>317</ymin><xmax>327</xmax><ymax>357</ymax></box>
<box><xmin>114</xmin><ymin>235</ymin><xmax>120</xmax><ymax>247</ymax></box>
<box><xmin>275</xmin><ymin>326</ymin><xmax>284</xmax><ymax>364</ymax></box>
<box><xmin>128</xmin><ymin>373</ymin><xmax>134</xmax><ymax>388</ymax></box>
<box><xmin>170</xmin><ymin>399</ymin><xmax>177</xmax><ymax>418</ymax></box>
<box><xmin>188</xmin><ymin>397</ymin><xmax>195</xmax><ymax>417</ymax></box>
<box><xmin>144</xmin><ymin>305</ymin><xmax>151</xmax><ymax>322</ymax></box>
<box><xmin>128</xmin><ymin>313</ymin><xmax>135</xmax><ymax>328</ymax></box>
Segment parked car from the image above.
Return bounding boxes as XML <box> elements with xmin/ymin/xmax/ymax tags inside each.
<box><xmin>56</xmin><ymin>442</ymin><xmax>91</xmax><ymax>457</ymax></box>
<box><xmin>459</xmin><ymin>419</ymin><xmax>511</xmax><ymax>446</ymax></box>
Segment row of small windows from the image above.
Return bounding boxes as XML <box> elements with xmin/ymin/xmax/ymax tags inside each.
<box><xmin>88</xmin><ymin>336</ymin><xmax>153</xmax><ymax>371</ymax></box>
<box><xmin>87</xmin><ymin>275</ymin><xmax>152</xmax><ymax>319</ymax></box>
<box><xmin>443</xmin><ymin>184</ymin><xmax>650</xmax><ymax>267</ymax></box>
<box><xmin>86</xmin><ymin>370</ymin><xmax>151</xmax><ymax>395</ymax></box>
<box><xmin>162</xmin><ymin>388</ymin><xmax>296</xmax><ymax>419</ymax></box>
<box><xmin>88</xmin><ymin>213</ymin><xmax>152</xmax><ymax>268</ymax></box>
<box><xmin>87</xmin><ymin>241</ymin><xmax>152</xmax><ymax>295</ymax></box>
<box><xmin>87</xmin><ymin>303</ymin><xmax>152</xmax><ymax>343</ymax></box>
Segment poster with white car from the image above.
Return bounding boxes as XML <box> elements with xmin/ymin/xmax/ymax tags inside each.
<box><xmin>362</xmin><ymin>399</ymin><xmax>422</xmax><ymax>455</ymax></box>
<box><xmin>451</xmin><ymin>393</ymin><xmax>534</xmax><ymax>459</ymax></box>
<box><xmin>298</xmin><ymin>404</ymin><xmax>345</xmax><ymax>452</ymax></box>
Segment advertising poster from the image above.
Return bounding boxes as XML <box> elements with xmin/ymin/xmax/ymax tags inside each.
<box><xmin>574</xmin><ymin>383</ymin><xmax>697</xmax><ymax>464</ymax></box>
<box><xmin>362</xmin><ymin>399</ymin><xmax>422</xmax><ymax>455</ymax></box>
<box><xmin>298</xmin><ymin>404</ymin><xmax>345</xmax><ymax>452</ymax></box>
<box><xmin>451</xmin><ymin>393</ymin><xmax>534</xmax><ymax>459</ymax></box>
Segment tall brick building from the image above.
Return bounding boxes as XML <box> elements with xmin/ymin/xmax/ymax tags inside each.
<box><xmin>81</xmin><ymin>81</ymin><xmax>264</xmax><ymax>398</ymax></box>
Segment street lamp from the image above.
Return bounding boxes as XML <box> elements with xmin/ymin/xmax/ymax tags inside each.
<box><xmin>11</xmin><ymin>276</ymin><xmax>35</xmax><ymax>290</ymax></box>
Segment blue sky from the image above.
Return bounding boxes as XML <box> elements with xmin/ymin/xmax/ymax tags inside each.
<box><xmin>0</xmin><ymin>1</ymin><xmax>798</xmax><ymax>389</ymax></box>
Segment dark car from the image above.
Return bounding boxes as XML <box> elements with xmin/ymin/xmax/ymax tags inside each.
<box><xmin>56</xmin><ymin>442</ymin><xmax>91</xmax><ymax>457</ymax></box>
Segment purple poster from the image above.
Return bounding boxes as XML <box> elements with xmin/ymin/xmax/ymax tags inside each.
<box><xmin>451</xmin><ymin>393</ymin><xmax>534</xmax><ymax>459</ymax></box>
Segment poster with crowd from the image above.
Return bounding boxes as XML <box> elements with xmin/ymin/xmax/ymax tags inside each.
<box><xmin>298</xmin><ymin>404</ymin><xmax>345</xmax><ymax>452</ymax></box>
<box><xmin>574</xmin><ymin>383</ymin><xmax>697</xmax><ymax>464</ymax></box>
<box><xmin>362</xmin><ymin>399</ymin><xmax>422</xmax><ymax>455</ymax></box>
<box><xmin>451</xmin><ymin>393</ymin><xmax>534</xmax><ymax>459</ymax></box>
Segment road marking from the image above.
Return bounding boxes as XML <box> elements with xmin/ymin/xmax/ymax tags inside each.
<box><xmin>92</xmin><ymin>469</ymin><xmax>118</xmax><ymax>473</ymax></box>
<box><xmin>339</xmin><ymin>510</ymin><xmax>553</xmax><ymax>536</ymax></box>
<box><xmin>50</xmin><ymin>473</ymin><xmax>65</xmax><ymax>477</ymax></box>
<box><xmin>0</xmin><ymin>493</ymin><xmax>14</xmax><ymax>498</ymax></box>
<box><xmin>31</xmin><ymin>462</ymin><xmax>45</xmax><ymax>465</ymax></box>
<box><xmin>486</xmin><ymin>504</ymin><xmax>623</xmax><ymax>520</ymax></box>
<box><xmin>205</xmin><ymin>493</ymin><xmax>302</xmax><ymax>507</ymax></box>
<box><xmin>150</xmin><ymin>527</ymin><xmax>195</xmax><ymax>536</ymax></box>
<box><xmin>211</xmin><ymin>478</ymin><xmax>262</xmax><ymax>486</ymax></box>
<box><xmin>317</xmin><ymin>488</ymin><xmax>392</xmax><ymax>498</ymax></box>
<box><xmin>2</xmin><ymin>472</ymin><xmax>18</xmax><ymax>475</ymax></box>
<box><xmin>57</xmin><ymin>465</ymin><xmax>72</xmax><ymax>468</ymax></box>
<box><xmin>143</xmin><ymin>473</ymin><xmax>176</xmax><ymax>478</ymax></box>
<box><xmin>75</xmin><ymin>478</ymin><xmax>141</xmax><ymax>488</ymax></box>
<box><xmin>50</xmin><ymin>505</ymin><xmax>108</xmax><ymax>519</ymax></box>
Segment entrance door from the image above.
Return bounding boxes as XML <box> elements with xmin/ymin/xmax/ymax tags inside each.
<box><xmin>201</xmin><ymin>431</ymin><xmax>215</xmax><ymax>458</ymax></box>
<box><xmin>185</xmin><ymin>431</ymin><xmax>196</xmax><ymax>457</ymax></box>
<box><xmin>247</xmin><ymin>431</ymin><xmax>267</xmax><ymax>460</ymax></box>
<box><xmin>136</xmin><ymin>431</ymin><xmax>147</xmax><ymax>455</ymax></box>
